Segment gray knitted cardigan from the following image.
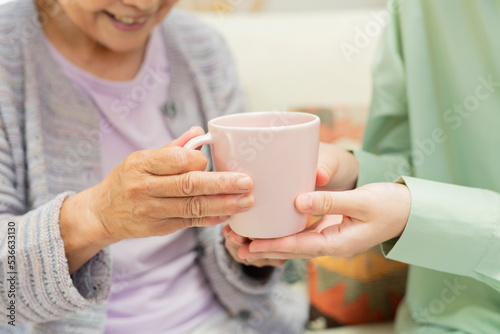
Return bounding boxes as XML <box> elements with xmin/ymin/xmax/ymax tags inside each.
<box><xmin>0</xmin><ymin>1</ymin><xmax>307</xmax><ymax>333</ymax></box>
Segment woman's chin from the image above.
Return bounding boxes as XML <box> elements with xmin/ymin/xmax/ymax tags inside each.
<box><xmin>95</xmin><ymin>25</ymin><xmax>156</xmax><ymax>54</ymax></box>
<box><xmin>98</xmin><ymin>39</ymin><xmax>149</xmax><ymax>55</ymax></box>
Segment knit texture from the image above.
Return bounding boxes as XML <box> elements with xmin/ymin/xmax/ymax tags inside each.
<box><xmin>0</xmin><ymin>1</ymin><xmax>307</xmax><ymax>333</ymax></box>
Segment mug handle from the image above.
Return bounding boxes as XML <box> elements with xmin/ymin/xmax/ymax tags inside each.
<box><xmin>184</xmin><ymin>132</ymin><xmax>213</xmax><ymax>150</ymax></box>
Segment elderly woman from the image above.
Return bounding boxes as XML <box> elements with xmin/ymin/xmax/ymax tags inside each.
<box><xmin>0</xmin><ymin>0</ymin><xmax>306</xmax><ymax>333</ymax></box>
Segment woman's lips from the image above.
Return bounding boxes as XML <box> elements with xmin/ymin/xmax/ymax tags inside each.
<box><xmin>104</xmin><ymin>11</ymin><xmax>150</xmax><ymax>32</ymax></box>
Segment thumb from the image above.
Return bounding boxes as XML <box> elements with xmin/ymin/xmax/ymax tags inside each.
<box><xmin>165</xmin><ymin>126</ymin><xmax>205</xmax><ymax>148</ymax></box>
<box><xmin>295</xmin><ymin>190</ymin><xmax>362</xmax><ymax>217</ymax></box>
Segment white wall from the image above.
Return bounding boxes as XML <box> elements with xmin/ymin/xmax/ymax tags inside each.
<box><xmin>199</xmin><ymin>10</ymin><xmax>383</xmax><ymax>111</ymax></box>
<box><xmin>243</xmin><ymin>0</ymin><xmax>386</xmax><ymax>11</ymax></box>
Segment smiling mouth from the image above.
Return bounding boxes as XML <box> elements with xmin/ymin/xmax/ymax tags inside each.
<box><xmin>104</xmin><ymin>11</ymin><xmax>149</xmax><ymax>25</ymax></box>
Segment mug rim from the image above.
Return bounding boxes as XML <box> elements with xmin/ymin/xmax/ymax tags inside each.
<box><xmin>208</xmin><ymin>111</ymin><xmax>319</xmax><ymax>131</ymax></box>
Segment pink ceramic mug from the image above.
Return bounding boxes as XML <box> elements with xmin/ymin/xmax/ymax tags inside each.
<box><xmin>184</xmin><ymin>111</ymin><xmax>320</xmax><ymax>238</ymax></box>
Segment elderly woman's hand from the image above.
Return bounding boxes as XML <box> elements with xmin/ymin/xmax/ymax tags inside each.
<box><xmin>222</xmin><ymin>224</ymin><xmax>285</xmax><ymax>268</ymax></box>
<box><xmin>92</xmin><ymin>126</ymin><xmax>255</xmax><ymax>242</ymax></box>
<box><xmin>60</xmin><ymin>127</ymin><xmax>254</xmax><ymax>272</ymax></box>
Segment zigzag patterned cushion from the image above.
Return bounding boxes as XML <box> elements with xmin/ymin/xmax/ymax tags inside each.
<box><xmin>306</xmin><ymin>215</ymin><xmax>407</xmax><ymax>329</ymax></box>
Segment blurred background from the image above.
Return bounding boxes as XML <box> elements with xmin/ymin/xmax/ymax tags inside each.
<box><xmin>178</xmin><ymin>0</ymin><xmax>386</xmax><ymax>112</ymax></box>
<box><xmin>177</xmin><ymin>0</ymin><xmax>388</xmax><ymax>152</ymax></box>
<box><xmin>178</xmin><ymin>0</ymin><xmax>386</xmax><ymax>11</ymax></box>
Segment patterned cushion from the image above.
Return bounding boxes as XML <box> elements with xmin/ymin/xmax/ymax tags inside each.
<box><xmin>288</xmin><ymin>106</ymin><xmax>408</xmax><ymax>330</ymax></box>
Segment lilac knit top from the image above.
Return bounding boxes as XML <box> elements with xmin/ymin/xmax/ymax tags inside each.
<box><xmin>44</xmin><ymin>27</ymin><xmax>221</xmax><ymax>333</ymax></box>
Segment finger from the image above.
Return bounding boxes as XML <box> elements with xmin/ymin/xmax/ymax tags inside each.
<box><xmin>165</xmin><ymin>126</ymin><xmax>206</xmax><ymax>148</ymax></box>
<box><xmin>223</xmin><ymin>224</ymin><xmax>250</xmax><ymax>245</ymax></box>
<box><xmin>246</xmin><ymin>259</ymin><xmax>286</xmax><ymax>267</ymax></box>
<box><xmin>224</xmin><ymin>239</ymin><xmax>255</xmax><ymax>267</ymax></box>
<box><xmin>149</xmin><ymin>194</ymin><xmax>255</xmax><ymax>218</ymax></box>
<box><xmin>152</xmin><ymin>215</ymin><xmax>230</xmax><ymax>236</ymax></box>
<box><xmin>222</xmin><ymin>223</ymin><xmax>231</xmax><ymax>238</ymax></box>
<box><xmin>238</xmin><ymin>244</ymin><xmax>292</xmax><ymax>263</ymax></box>
<box><xmin>295</xmin><ymin>191</ymin><xmax>362</xmax><ymax>217</ymax></box>
<box><xmin>130</xmin><ymin>147</ymin><xmax>208</xmax><ymax>176</ymax></box>
<box><xmin>229</xmin><ymin>230</ymin><xmax>247</xmax><ymax>245</ymax></box>
<box><xmin>225</xmin><ymin>224</ymin><xmax>249</xmax><ymax>240</ymax></box>
<box><xmin>224</xmin><ymin>238</ymin><xmax>239</xmax><ymax>256</ymax></box>
<box><xmin>316</xmin><ymin>143</ymin><xmax>339</xmax><ymax>186</ymax></box>
<box><xmin>245</xmin><ymin>251</ymin><xmax>305</xmax><ymax>261</ymax></box>
<box><xmin>316</xmin><ymin>167</ymin><xmax>330</xmax><ymax>187</ymax></box>
<box><xmin>223</xmin><ymin>229</ymin><xmax>247</xmax><ymax>248</ymax></box>
<box><xmin>144</xmin><ymin>171</ymin><xmax>253</xmax><ymax>197</ymax></box>
<box><xmin>247</xmin><ymin>230</ymin><xmax>332</xmax><ymax>256</ymax></box>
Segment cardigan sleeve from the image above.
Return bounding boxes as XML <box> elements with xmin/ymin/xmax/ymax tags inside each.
<box><xmin>0</xmin><ymin>115</ymin><xmax>111</xmax><ymax>326</ymax></box>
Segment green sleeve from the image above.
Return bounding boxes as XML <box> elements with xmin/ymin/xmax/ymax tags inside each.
<box><xmin>353</xmin><ymin>0</ymin><xmax>412</xmax><ymax>186</ymax></box>
<box><xmin>382</xmin><ymin>176</ymin><xmax>500</xmax><ymax>292</ymax></box>
<box><xmin>354</xmin><ymin>0</ymin><xmax>500</xmax><ymax>292</ymax></box>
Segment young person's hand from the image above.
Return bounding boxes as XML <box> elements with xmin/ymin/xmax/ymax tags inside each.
<box><xmin>237</xmin><ymin>182</ymin><xmax>411</xmax><ymax>261</ymax></box>
<box><xmin>315</xmin><ymin>143</ymin><xmax>360</xmax><ymax>191</ymax></box>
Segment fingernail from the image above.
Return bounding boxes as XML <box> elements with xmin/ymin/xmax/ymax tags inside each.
<box><xmin>238</xmin><ymin>194</ymin><xmax>254</xmax><ymax>208</ymax></box>
<box><xmin>297</xmin><ymin>194</ymin><xmax>312</xmax><ymax>211</ymax></box>
<box><xmin>231</xmin><ymin>235</ymin><xmax>244</xmax><ymax>245</ymax></box>
<box><xmin>248</xmin><ymin>243</ymin><xmax>258</xmax><ymax>253</ymax></box>
<box><xmin>236</xmin><ymin>176</ymin><xmax>252</xmax><ymax>190</ymax></box>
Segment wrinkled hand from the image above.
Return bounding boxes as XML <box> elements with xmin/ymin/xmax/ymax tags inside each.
<box><xmin>88</xmin><ymin>127</ymin><xmax>255</xmax><ymax>243</ymax></box>
<box><xmin>222</xmin><ymin>224</ymin><xmax>285</xmax><ymax>268</ymax></box>
<box><xmin>238</xmin><ymin>182</ymin><xmax>411</xmax><ymax>261</ymax></box>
